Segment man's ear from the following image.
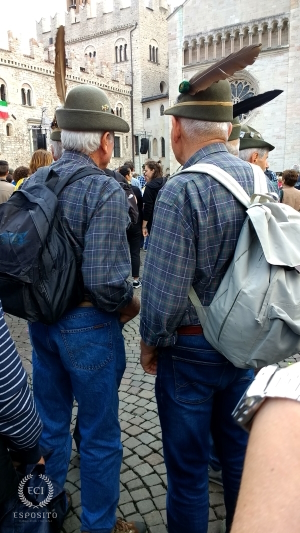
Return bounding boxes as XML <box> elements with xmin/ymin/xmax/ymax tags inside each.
<box><xmin>171</xmin><ymin>116</ymin><xmax>181</xmax><ymax>143</ymax></box>
<box><xmin>250</xmin><ymin>152</ymin><xmax>258</xmax><ymax>164</ymax></box>
<box><xmin>100</xmin><ymin>131</ymin><xmax>112</xmax><ymax>153</ymax></box>
<box><xmin>227</xmin><ymin>123</ymin><xmax>233</xmax><ymax>139</ymax></box>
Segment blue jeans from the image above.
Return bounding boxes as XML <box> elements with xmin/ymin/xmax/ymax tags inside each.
<box><xmin>29</xmin><ymin>307</ymin><xmax>126</xmax><ymax>533</ymax></box>
<box><xmin>156</xmin><ymin>334</ymin><xmax>253</xmax><ymax>533</ymax></box>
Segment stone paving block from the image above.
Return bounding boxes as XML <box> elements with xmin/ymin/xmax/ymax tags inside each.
<box><xmin>122</xmin><ymin>436</ymin><xmax>141</xmax><ymax>448</ymax></box>
<box><xmin>131</xmin><ymin>488</ymin><xmax>151</xmax><ymax>502</ymax></box>
<box><xmin>136</xmin><ymin>499</ymin><xmax>156</xmax><ymax>514</ymax></box>
<box><xmin>64</xmin><ymin>482</ymin><xmax>78</xmax><ymax>495</ymax></box>
<box><xmin>148</xmin><ymin>426</ymin><xmax>161</xmax><ymax>436</ymax></box>
<box><xmin>144</xmin><ymin>401</ymin><xmax>157</xmax><ymax>411</ymax></box>
<box><xmin>67</xmin><ymin>468</ymin><xmax>81</xmax><ymax>483</ymax></box>
<box><xmin>209</xmin><ymin>481</ymin><xmax>224</xmax><ymax>492</ymax></box>
<box><xmin>135</xmin><ymin>398</ymin><xmax>149</xmax><ymax>407</ymax></box>
<box><xmin>214</xmin><ymin>505</ymin><xmax>226</xmax><ymax>519</ymax></box>
<box><xmin>119</xmin><ymin>489</ymin><xmax>133</xmax><ymax>505</ymax></box>
<box><xmin>119</xmin><ymin>391</ymin><xmax>129</xmax><ymax>400</ymax></box>
<box><xmin>125</xmin><ymin>513</ymin><xmax>144</xmax><ymax>524</ymax></box>
<box><xmin>210</xmin><ymin>492</ymin><xmax>225</xmax><ymax>506</ymax></box>
<box><xmin>142</xmin><ymin>411</ymin><xmax>157</xmax><ymax>421</ymax></box>
<box><xmin>144</xmin><ymin>453</ymin><xmax>164</xmax><ymax>466</ymax></box>
<box><xmin>137</xmin><ymin>432</ymin><xmax>156</xmax><ymax>445</ymax></box>
<box><xmin>126</xmin><ymin>478</ymin><xmax>144</xmax><ymax>491</ymax></box>
<box><xmin>120</xmin><ymin>469</ymin><xmax>137</xmax><ymax>484</ymax></box>
<box><xmin>160</xmin><ymin>474</ymin><xmax>167</xmax><ymax>486</ymax></box>
<box><xmin>131</xmin><ymin>380</ymin><xmax>143</xmax><ymax>387</ymax></box>
<box><xmin>133</xmin><ymin>463</ymin><xmax>155</xmax><ymax>477</ymax></box>
<box><xmin>149</xmin><ymin>525</ymin><xmax>168</xmax><ymax>533</ymax></box>
<box><xmin>125</xmin><ymin>425</ymin><xmax>144</xmax><ymax>436</ymax></box>
<box><xmin>143</xmin><ymin>473</ymin><xmax>161</xmax><ymax>487</ymax></box>
<box><xmin>130</xmin><ymin>416</ymin><xmax>144</xmax><ymax>425</ymax></box>
<box><xmin>150</xmin><ymin>440</ymin><xmax>162</xmax><ymax>452</ymax></box>
<box><xmin>153</xmin><ymin>464</ymin><xmax>166</xmax><ymax>475</ymax></box>
<box><xmin>124</xmin><ymin>454</ymin><xmax>143</xmax><ymax>468</ymax></box>
<box><xmin>127</xmin><ymin>386</ymin><xmax>141</xmax><ymax>394</ymax></box>
<box><xmin>208</xmin><ymin>521</ymin><xmax>223</xmax><ymax>533</ymax></box>
<box><xmin>140</xmin><ymin>420</ymin><xmax>155</xmax><ymax>430</ymax></box>
<box><xmin>134</xmin><ymin>444</ymin><xmax>153</xmax><ymax>457</ymax></box>
<box><xmin>71</xmin><ymin>490</ymin><xmax>81</xmax><ymax>509</ymax></box>
<box><xmin>150</xmin><ymin>484</ymin><xmax>166</xmax><ymax>497</ymax></box>
<box><xmin>63</xmin><ymin>513</ymin><xmax>81</xmax><ymax>532</ymax></box>
<box><xmin>124</xmin><ymin>403</ymin><xmax>138</xmax><ymax>413</ymax></box>
<box><xmin>138</xmin><ymin>389</ymin><xmax>155</xmax><ymax>399</ymax></box>
<box><xmin>119</xmin><ymin>502</ymin><xmax>137</xmax><ymax>516</ymax></box>
<box><xmin>144</xmin><ymin>510</ymin><xmax>164</xmax><ymax>527</ymax></box>
<box><xmin>120</xmin><ymin>463</ymin><xmax>129</xmax><ymax>473</ymax></box>
<box><xmin>209</xmin><ymin>507</ymin><xmax>217</xmax><ymax>521</ymax></box>
<box><xmin>132</xmin><ymin>407</ymin><xmax>147</xmax><ymax>416</ymax></box>
<box><xmin>119</xmin><ymin>411</ymin><xmax>133</xmax><ymax>421</ymax></box>
<box><xmin>153</xmin><ymin>495</ymin><xmax>166</xmax><ymax>510</ymax></box>
<box><xmin>122</xmin><ymin>446</ymin><xmax>133</xmax><ymax>458</ymax></box>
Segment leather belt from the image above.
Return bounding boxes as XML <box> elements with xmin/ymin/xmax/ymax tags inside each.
<box><xmin>177</xmin><ymin>325</ymin><xmax>203</xmax><ymax>336</ymax></box>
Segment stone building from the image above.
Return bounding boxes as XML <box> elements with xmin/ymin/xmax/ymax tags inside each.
<box><xmin>168</xmin><ymin>0</ymin><xmax>300</xmax><ymax>173</ymax></box>
<box><xmin>0</xmin><ymin>0</ymin><xmax>170</xmax><ymax>173</ymax></box>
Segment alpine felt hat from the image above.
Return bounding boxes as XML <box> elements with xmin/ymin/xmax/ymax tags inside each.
<box><xmin>50</xmin><ymin>129</ymin><xmax>61</xmax><ymax>141</ymax></box>
<box><xmin>164</xmin><ymin>80</ymin><xmax>233</xmax><ymax>122</ymax></box>
<box><xmin>239</xmin><ymin>125</ymin><xmax>275</xmax><ymax>151</ymax></box>
<box><xmin>228</xmin><ymin>117</ymin><xmax>241</xmax><ymax>141</ymax></box>
<box><xmin>56</xmin><ymin>85</ymin><xmax>129</xmax><ymax>133</ymax></box>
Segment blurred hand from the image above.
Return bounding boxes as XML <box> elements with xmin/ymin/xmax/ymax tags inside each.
<box><xmin>140</xmin><ymin>339</ymin><xmax>158</xmax><ymax>375</ymax></box>
<box><xmin>119</xmin><ymin>295</ymin><xmax>140</xmax><ymax>324</ymax></box>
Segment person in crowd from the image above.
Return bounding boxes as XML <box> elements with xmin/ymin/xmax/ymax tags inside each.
<box><xmin>142</xmin><ymin>160</ymin><xmax>166</xmax><ymax>241</ymax></box>
<box><xmin>123</xmin><ymin>160</ymin><xmax>141</xmax><ymax>189</ymax></box>
<box><xmin>140</xmin><ymin>78</ymin><xmax>256</xmax><ymax>533</ymax></box>
<box><xmin>0</xmin><ymin>300</ymin><xmax>43</xmax><ymax>507</ymax></box>
<box><xmin>50</xmin><ymin>129</ymin><xmax>63</xmax><ymax>161</ymax></box>
<box><xmin>280</xmin><ymin>169</ymin><xmax>300</xmax><ymax>210</ymax></box>
<box><xmin>0</xmin><ymin>160</ymin><xmax>14</xmax><ymax>203</ymax></box>
<box><xmin>22</xmin><ymin>85</ymin><xmax>145</xmax><ymax>533</ymax></box>
<box><xmin>119</xmin><ymin>165</ymin><xmax>143</xmax><ymax>289</ymax></box>
<box><xmin>13</xmin><ymin>166</ymin><xmax>30</xmax><ymax>190</ymax></box>
<box><xmin>239</xmin><ymin>125</ymin><xmax>278</xmax><ymax>192</ymax></box>
<box><xmin>137</xmin><ymin>164</ymin><xmax>146</xmax><ymax>190</ymax></box>
<box><xmin>29</xmin><ymin>149</ymin><xmax>53</xmax><ymax>175</ymax></box>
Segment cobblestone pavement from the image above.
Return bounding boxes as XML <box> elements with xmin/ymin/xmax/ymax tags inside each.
<box><xmin>5</xmin><ymin>251</ymin><xmax>300</xmax><ymax>533</ymax></box>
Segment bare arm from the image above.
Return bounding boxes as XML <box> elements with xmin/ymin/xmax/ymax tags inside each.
<box><xmin>231</xmin><ymin>398</ymin><xmax>300</xmax><ymax>533</ymax></box>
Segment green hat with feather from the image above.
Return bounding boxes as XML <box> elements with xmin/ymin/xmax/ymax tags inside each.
<box><xmin>165</xmin><ymin>45</ymin><xmax>261</xmax><ymax>122</ymax></box>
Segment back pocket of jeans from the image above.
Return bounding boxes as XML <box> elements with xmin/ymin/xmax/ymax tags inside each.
<box><xmin>61</xmin><ymin>322</ymin><xmax>113</xmax><ymax>370</ymax></box>
<box><xmin>172</xmin><ymin>356</ymin><xmax>225</xmax><ymax>404</ymax></box>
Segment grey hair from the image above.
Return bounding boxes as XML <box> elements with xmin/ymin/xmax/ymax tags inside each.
<box><xmin>50</xmin><ymin>140</ymin><xmax>64</xmax><ymax>160</ymax></box>
<box><xmin>61</xmin><ymin>131</ymin><xmax>113</xmax><ymax>155</ymax></box>
<box><xmin>226</xmin><ymin>139</ymin><xmax>240</xmax><ymax>157</ymax></box>
<box><xmin>178</xmin><ymin>118</ymin><xmax>231</xmax><ymax>142</ymax></box>
<box><xmin>239</xmin><ymin>147</ymin><xmax>268</xmax><ymax>162</ymax></box>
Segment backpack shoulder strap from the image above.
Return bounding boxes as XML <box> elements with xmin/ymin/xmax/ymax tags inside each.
<box><xmin>46</xmin><ymin>166</ymin><xmax>105</xmax><ymax>196</ymax></box>
<box><xmin>181</xmin><ymin>163</ymin><xmax>251</xmax><ymax>208</ymax></box>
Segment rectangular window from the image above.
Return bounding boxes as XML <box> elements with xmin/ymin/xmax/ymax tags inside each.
<box><xmin>134</xmin><ymin>135</ymin><xmax>139</xmax><ymax>155</ymax></box>
<box><xmin>114</xmin><ymin>135</ymin><xmax>121</xmax><ymax>158</ymax></box>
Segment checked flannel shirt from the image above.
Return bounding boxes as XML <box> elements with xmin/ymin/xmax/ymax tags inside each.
<box><xmin>23</xmin><ymin>150</ymin><xmax>133</xmax><ymax>313</ymax></box>
<box><xmin>140</xmin><ymin>143</ymin><xmax>260</xmax><ymax>347</ymax></box>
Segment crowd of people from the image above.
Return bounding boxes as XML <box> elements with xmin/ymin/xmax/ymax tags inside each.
<box><xmin>1</xmin><ymin>49</ymin><xmax>300</xmax><ymax>533</ymax></box>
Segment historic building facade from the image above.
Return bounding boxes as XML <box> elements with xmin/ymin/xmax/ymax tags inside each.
<box><xmin>168</xmin><ymin>0</ymin><xmax>300</xmax><ymax>173</ymax></box>
<box><xmin>0</xmin><ymin>0</ymin><xmax>170</xmax><ymax>172</ymax></box>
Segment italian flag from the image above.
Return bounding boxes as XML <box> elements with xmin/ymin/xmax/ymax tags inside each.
<box><xmin>0</xmin><ymin>101</ymin><xmax>9</xmax><ymax>120</ymax></box>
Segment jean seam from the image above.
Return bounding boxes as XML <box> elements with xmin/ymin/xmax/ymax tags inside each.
<box><xmin>60</xmin><ymin>324</ymin><xmax>113</xmax><ymax>370</ymax></box>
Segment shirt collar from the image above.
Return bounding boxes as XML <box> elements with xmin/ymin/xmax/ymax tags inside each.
<box><xmin>183</xmin><ymin>143</ymin><xmax>228</xmax><ymax>169</ymax></box>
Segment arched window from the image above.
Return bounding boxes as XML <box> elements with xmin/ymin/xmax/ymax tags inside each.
<box><xmin>146</xmin><ymin>108</ymin><xmax>150</xmax><ymax>119</ymax></box>
<box><xmin>6</xmin><ymin>123</ymin><xmax>13</xmax><ymax>136</ymax></box>
<box><xmin>161</xmin><ymin>137</ymin><xmax>165</xmax><ymax>158</ymax></box>
<box><xmin>93</xmin><ymin>51</ymin><xmax>96</xmax><ymax>57</ymax></box>
<box><xmin>160</xmin><ymin>104</ymin><xmax>164</xmax><ymax>116</ymax></box>
<box><xmin>0</xmin><ymin>83</ymin><xmax>6</xmax><ymax>101</ymax></box>
<box><xmin>115</xmin><ymin>46</ymin><xmax>118</xmax><ymax>63</ymax></box>
<box><xmin>21</xmin><ymin>88</ymin><xmax>26</xmax><ymax>105</ymax></box>
<box><xmin>119</xmin><ymin>107</ymin><xmax>122</xmax><ymax>118</ymax></box>
<box><xmin>149</xmin><ymin>45</ymin><xmax>152</xmax><ymax>61</ymax></box>
<box><xmin>124</xmin><ymin>44</ymin><xmax>127</xmax><ymax>61</ymax></box>
<box><xmin>152</xmin><ymin>46</ymin><xmax>155</xmax><ymax>62</ymax></box>
<box><xmin>156</xmin><ymin>47</ymin><xmax>158</xmax><ymax>63</ymax></box>
<box><xmin>116</xmin><ymin>107</ymin><xmax>119</xmax><ymax>116</ymax></box>
<box><xmin>120</xmin><ymin>45</ymin><xmax>123</xmax><ymax>62</ymax></box>
<box><xmin>27</xmin><ymin>90</ymin><xmax>32</xmax><ymax>107</ymax></box>
<box><xmin>153</xmin><ymin>138</ymin><xmax>158</xmax><ymax>156</ymax></box>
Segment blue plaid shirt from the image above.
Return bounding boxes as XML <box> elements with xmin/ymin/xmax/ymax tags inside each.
<box><xmin>23</xmin><ymin>150</ymin><xmax>133</xmax><ymax>312</ymax></box>
<box><xmin>140</xmin><ymin>143</ymin><xmax>258</xmax><ymax>347</ymax></box>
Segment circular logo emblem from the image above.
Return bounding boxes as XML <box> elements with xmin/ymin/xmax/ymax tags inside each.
<box><xmin>18</xmin><ymin>474</ymin><xmax>54</xmax><ymax>508</ymax></box>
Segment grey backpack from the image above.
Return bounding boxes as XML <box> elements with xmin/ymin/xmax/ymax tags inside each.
<box><xmin>183</xmin><ymin>163</ymin><xmax>300</xmax><ymax>369</ymax></box>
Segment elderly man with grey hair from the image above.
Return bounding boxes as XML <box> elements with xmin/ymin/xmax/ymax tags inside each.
<box><xmin>49</xmin><ymin>128</ymin><xmax>63</xmax><ymax>160</ymax></box>
<box><xmin>23</xmin><ymin>85</ymin><xmax>145</xmax><ymax>533</ymax></box>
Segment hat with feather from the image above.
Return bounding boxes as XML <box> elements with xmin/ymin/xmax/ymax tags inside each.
<box><xmin>53</xmin><ymin>26</ymin><xmax>129</xmax><ymax>133</ymax></box>
<box><xmin>164</xmin><ymin>45</ymin><xmax>261</xmax><ymax>122</ymax></box>
<box><xmin>239</xmin><ymin>125</ymin><xmax>275</xmax><ymax>151</ymax></box>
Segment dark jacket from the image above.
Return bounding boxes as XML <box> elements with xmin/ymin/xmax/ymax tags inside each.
<box><xmin>143</xmin><ymin>177</ymin><xmax>167</xmax><ymax>233</ymax></box>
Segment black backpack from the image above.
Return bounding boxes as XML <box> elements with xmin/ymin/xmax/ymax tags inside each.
<box><xmin>104</xmin><ymin>169</ymin><xmax>139</xmax><ymax>225</ymax></box>
<box><xmin>0</xmin><ymin>166</ymin><xmax>104</xmax><ymax>324</ymax></box>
